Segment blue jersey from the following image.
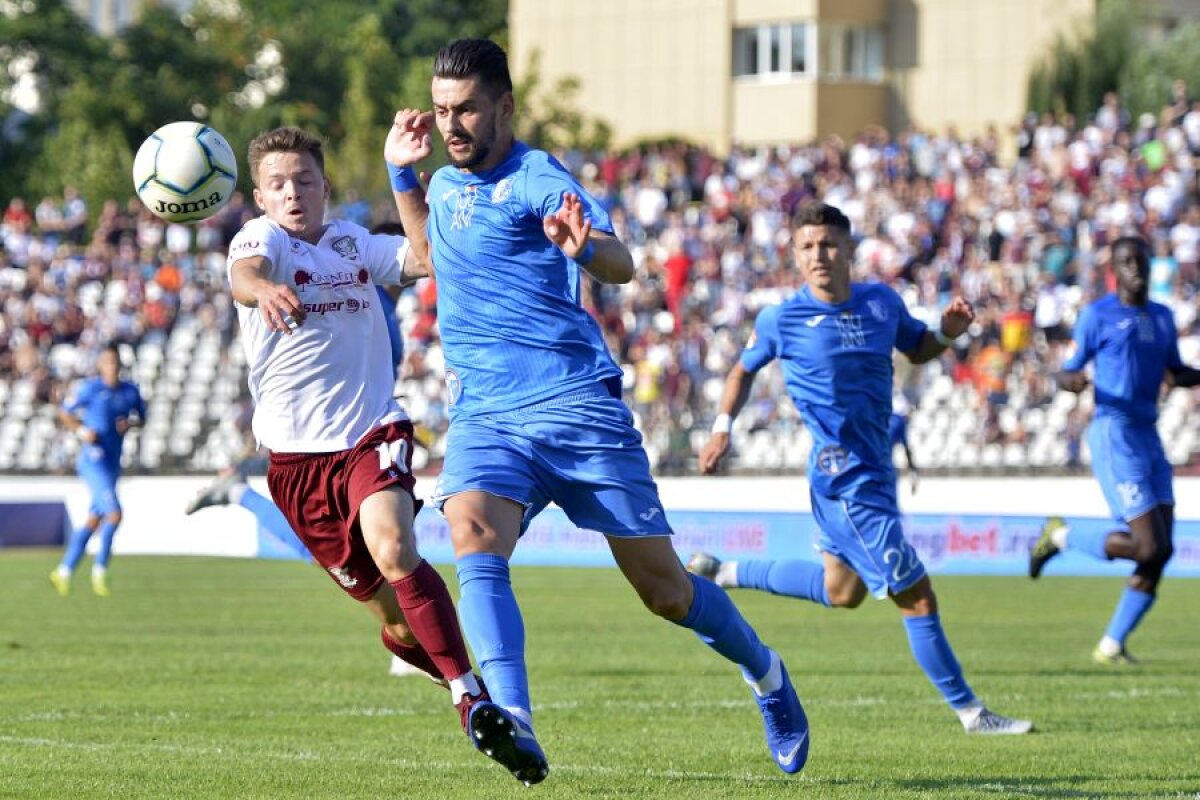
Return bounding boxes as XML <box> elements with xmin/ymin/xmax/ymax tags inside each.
<box><xmin>1062</xmin><ymin>294</ymin><xmax>1183</xmax><ymax>424</ymax></box>
<box><xmin>374</xmin><ymin>285</ymin><xmax>404</xmax><ymax>377</ymax></box>
<box><xmin>426</xmin><ymin>141</ymin><xmax>621</xmax><ymax>418</ymax></box>
<box><xmin>63</xmin><ymin>377</ymin><xmax>145</xmax><ymax>471</ymax></box>
<box><xmin>741</xmin><ymin>283</ymin><xmax>926</xmax><ymax>498</ymax></box>
<box><xmin>888</xmin><ymin>413</ymin><xmax>909</xmax><ymax>450</ymax></box>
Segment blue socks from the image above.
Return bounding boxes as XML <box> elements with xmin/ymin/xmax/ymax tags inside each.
<box><xmin>676</xmin><ymin>573</ymin><xmax>773</xmax><ymax>681</ymax></box>
<box><xmin>737</xmin><ymin>560</ymin><xmax>832</xmax><ymax>606</ymax></box>
<box><xmin>455</xmin><ymin>553</ymin><xmax>532</xmax><ymax>719</ymax></box>
<box><xmin>92</xmin><ymin>521</ymin><xmax>118</xmax><ymax>568</ymax></box>
<box><xmin>1104</xmin><ymin>587</ymin><xmax>1155</xmax><ymax>646</ymax></box>
<box><xmin>903</xmin><ymin>614</ymin><xmax>976</xmax><ymax>709</ymax></box>
<box><xmin>60</xmin><ymin>525</ymin><xmax>93</xmax><ymax>571</ymax></box>
<box><xmin>1065</xmin><ymin>527</ymin><xmax>1112</xmax><ymax>560</ymax></box>
<box><xmin>61</xmin><ymin>520</ymin><xmax>120</xmax><ymax>571</ymax></box>
<box><xmin>240</xmin><ymin>487</ymin><xmax>310</xmax><ymax>560</ymax></box>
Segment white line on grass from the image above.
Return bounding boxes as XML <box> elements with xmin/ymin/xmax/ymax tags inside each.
<box><xmin>0</xmin><ymin>734</ymin><xmax>797</xmax><ymax>784</ymax></box>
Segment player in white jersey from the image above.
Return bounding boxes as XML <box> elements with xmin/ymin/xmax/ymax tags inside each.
<box><xmin>225</xmin><ymin>126</ymin><xmax>490</xmax><ymax>742</ymax></box>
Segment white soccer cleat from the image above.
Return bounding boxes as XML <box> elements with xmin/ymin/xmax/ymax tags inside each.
<box><xmin>962</xmin><ymin>707</ymin><xmax>1034</xmax><ymax>735</ymax></box>
<box><xmin>389</xmin><ymin>655</ymin><xmax>428</xmax><ymax>677</ymax></box>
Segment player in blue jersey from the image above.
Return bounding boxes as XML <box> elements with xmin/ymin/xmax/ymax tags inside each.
<box><xmin>50</xmin><ymin>344</ymin><xmax>145</xmax><ymax>597</ymax></box>
<box><xmin>690</xmin><ymin>203</ymin><xmax>1032</xmax><ymax>735</ymax></box>
<box><xmin>382</xmin><ymin>38</ymin><xmax>809</xmax><ymax>783</ymax></box>
<box><xmin>1029</xmin><ymin>236</ymin><xmax>1200</xmax><ymax>664</ymax></box>
<box><xmin>889</xmin><ymin>394</ymin><xmax>919</xmax><ymax>495</ymax></box>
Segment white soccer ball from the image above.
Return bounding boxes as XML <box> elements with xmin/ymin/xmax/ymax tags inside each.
<box><xmin>133</xmin><ymin>121</ymin><xmax>237</xmax><ymax>223</ymax></box>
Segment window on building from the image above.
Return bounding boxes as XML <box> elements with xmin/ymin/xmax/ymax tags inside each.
<box><xmin>731</xmin><ymin>22</ymin><xmax>811</xmax><ymax>79</ymax></box>
<box><xmin>818</xmin><ymin>24</ymin><xmax>885</xmax><ymax>81</ymax></box>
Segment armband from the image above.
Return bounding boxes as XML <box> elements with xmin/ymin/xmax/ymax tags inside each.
<box><xmin>934</xmin><ymin>328</ymin><xmax>957</xmax><ymax>348</ymax></box>
<box><xmin>387</xmin><ymin>163</ymin><xmax>420</xmax><ymax>193</ymax></box>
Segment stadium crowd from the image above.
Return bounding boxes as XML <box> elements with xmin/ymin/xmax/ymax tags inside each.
<box><xmin>3</xmin><ymin>88</ymin><xmax>1199</xmax><ymax>475</ymax></box>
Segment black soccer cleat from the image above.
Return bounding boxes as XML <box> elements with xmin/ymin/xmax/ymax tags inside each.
<box><xmin>467</xmin><ymin>702</ymin><xmax>549</xmax><ymax>786</ymax></box>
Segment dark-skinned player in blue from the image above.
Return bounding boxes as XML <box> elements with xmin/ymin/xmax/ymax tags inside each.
<box><xmin>1029</xmin><ymin>236</ymin><xmax>1200</xmax><ymax>664</ymax></box>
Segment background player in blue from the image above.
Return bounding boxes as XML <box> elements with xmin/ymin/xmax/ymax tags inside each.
<box><xmin>889</xmin><ymin>393</ymin><xmax>920</xmax><ymax>495</ymax></box>
<box><xmin>51</xmin><ymin>344</ymin><xmax>145</xmax><ymax>597</ymax></box>
<box><xmin>692</xmin><ymin>203</ymin><xmax>1032</xmax><ymax>735</ymax></box>
<box><xmin>1029</xmin><ymin>236</ymin><xmax>1200</xmax><ymax>664</ymax></box>
<box><xmin>383</xmin><ymin>38</ymin><xmax>809</xmax><ymax>784</ymax></box>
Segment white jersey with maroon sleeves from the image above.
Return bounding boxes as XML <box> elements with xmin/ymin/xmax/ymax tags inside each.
<box><xmin>228</xmin><ymin>216</ymin><xmax>410</xmax><ymax>453</ymax></box>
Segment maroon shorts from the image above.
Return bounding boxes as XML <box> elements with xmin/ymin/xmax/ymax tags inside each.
<box><xmin>267</xmin><ymin>421</ymin><xmax>422</xmax><ymax>601</ymax></box>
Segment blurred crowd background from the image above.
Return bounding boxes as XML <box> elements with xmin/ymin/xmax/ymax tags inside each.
<box><xmin>4</xmin><ymin>88</ymin><xmax>1200</xmax><ymax>477</ymax></box>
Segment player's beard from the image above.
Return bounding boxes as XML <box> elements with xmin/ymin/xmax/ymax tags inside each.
<box><xmin>445</xmin><ymin>127</ymin><xmax>494</xmax><ymax>170</ymax></box>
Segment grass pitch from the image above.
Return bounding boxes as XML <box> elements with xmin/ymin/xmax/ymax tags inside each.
<box><xmin>2</xmin><ymin>551</ymin><xmax>1198</xmax><ymax>799</ymax></box>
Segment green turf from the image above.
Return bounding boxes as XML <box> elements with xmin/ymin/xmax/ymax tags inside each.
<box><xmin>2</xmin><ymin>552</ymin><xmax>1198</xmax><ymax>799</ymax></box>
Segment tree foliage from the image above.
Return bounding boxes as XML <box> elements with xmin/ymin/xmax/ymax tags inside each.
<box><xmin>1027</xmin><ymin>0</ymin><xmax>1200</xmax><ymax>121</ymax></box>
<box><xmin>1</xmin><ymin>0</ymin><xmax>612</xmax><ymax>217</ymax></box>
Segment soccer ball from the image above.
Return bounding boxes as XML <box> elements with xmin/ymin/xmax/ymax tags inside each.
<box><xmin>133</xmin><ymin>121</ymin><xmax>238</xmax><ymax>223</ymax></box>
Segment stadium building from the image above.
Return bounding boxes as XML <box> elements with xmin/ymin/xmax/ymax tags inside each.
<box><xmin>509</xmin><ymin>0</ymin><xmax>1097</xmax><ymax>151</ymax></box>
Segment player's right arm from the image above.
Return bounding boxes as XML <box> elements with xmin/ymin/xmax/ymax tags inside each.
<box><xmin>59</xmin><ymin>381</ymin><xmax>96</xmax><ymax>443</ymax></box>
<box><xmin>699</xmin><ymin>361</ymin><xmax>757</xmax><ymax>474</ymax></box>
<box><xmin>1057</xmin><ymin>304</ymin><xmax>1095</xmax><ymax>393</ymax></box>
<box><xmin>385</xmin><ymin>108</ymin><xmax>434</xmax><ymax>282</ymax></box>
<box><xmin>699</xmin><ymin>307</ymin><xmax>781</xmax><ymax>474</ymax></box>
<box><xmin>230</xmin><ymin>255</ymin><xmax>306</xmax><ymax>334</ymax></box>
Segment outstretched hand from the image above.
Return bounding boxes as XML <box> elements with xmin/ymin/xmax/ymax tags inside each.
<box><xmin>543</xmin><ymin>192</ymin><xmax>592</xmax><ymax>260</ymax></box>
<box><xmin>939</xmin><ymin>296</ymin><xmax>975</xmax><ymax>339</ymax></box>
<box><xmin>385</xmin><ymin>108</ymin><xmax>434</xmax><ymax>168</ymax></box>
<box><xmin>698</xmin><ymin>434</ymin><xmax>730</xmax><ymax>475</ymax></box>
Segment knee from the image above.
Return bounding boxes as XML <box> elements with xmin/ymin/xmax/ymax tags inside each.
<box><xmin>365</xmin><ymin>521</ymin><xmax>418</xmax><ymax>574</ymax></box>
<box><xmin>106</xmin><ymin>511</ymin><xmax>123</xmax><ymax>527</ymax></box>
<box><xmin>827</xmin><ymin>583</ymin><xmax>866</xmax><ymax>608</ymax></box>
<box><xmin>1133</xmin><ymin>540</ymin><xmax>1173</xmax><ymax>568</ymax></box>
<box><xmin>449</xmin><ymin>519</ymin><xmax>506</xmax><ymax>555</ymax></box>
<box><xmin>636</xmin><ymin>574</ymin><xmax>693</xmax><ymax>620</ymax></box>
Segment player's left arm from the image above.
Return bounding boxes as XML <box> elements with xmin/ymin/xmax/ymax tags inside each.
<box><xmin>543</xmin><ymin>192</ymin><xmax>633</xmax><ymax>284</ymax></box>
<box><xmin>902</xmin><ymin>297</ymin><xmax>974</xmax><ymax>364</ymax></box>
<box><xmin>1162</xmin><ymin>311</ymin><xmax>1200</xmax><ymax>388</ymax></box>
<box><xmin>116</xmin><ymin>386</ymin><xmax>147</xmax><ymax>435</ymax></box>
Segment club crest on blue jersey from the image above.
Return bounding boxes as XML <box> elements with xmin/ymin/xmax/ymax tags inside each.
<box><xmin>446</xmin><ymin>369</ymin><xmax>462</xmax><ymax>406</ymax></box>
<box><xmin>491</xmin><ymin>176</ymin><xmax>514</xmax><ymax>204</ymax></box>
<box><xmin>816</xmin><ymin>445</ymin><xmax>849</xmax><ymax>475</ymax></box>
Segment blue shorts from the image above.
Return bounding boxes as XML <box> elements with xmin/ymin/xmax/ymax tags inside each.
<box><xmin>78</xmin><ymin>449</ymin><xmax>121</xmax><ymax>516</ymax></box>
<box><xmin>434</xmin><ymin>384</ymin><xmax>671</xmax><ymax>537</ymax></box>
<box><xmin>810</xmin><ymin>482</ymin><xmax>925</xmax><ymax>600</ymax></box>
<box><xmin>1088</xmin><ymin>416</ymin><xmax>1174</xmax><ymax>523</ymax></box>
